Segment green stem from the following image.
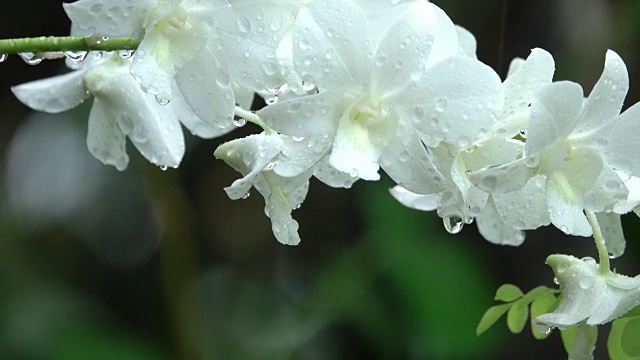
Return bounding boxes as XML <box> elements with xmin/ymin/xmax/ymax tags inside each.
<box><xmin>0</xmin><ymin>36</ymin><xmax>140</xmax><ymax>55</ymax></box>
<box><xmin>234</xmin><ymin>106</ymin><xmax>276</xmax><ymax>135</ymax></box>
<box><xmin>585</xmin><ymin>211</ymin><xmax>610</xmax><ymax>275</ymax></box>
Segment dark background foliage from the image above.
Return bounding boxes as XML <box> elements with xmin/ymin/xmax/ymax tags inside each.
<box><xmin>1</xmin><ymin>1</ymin><xmax>640</xmax><ymax>359</ymax></box>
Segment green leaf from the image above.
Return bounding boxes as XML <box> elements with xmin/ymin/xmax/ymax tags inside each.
<box><xmin>495</xmin><ymin>284</ymin><xmax>524</xmax><ymax>302</ymax></box>
<box><xmin>476</xmin><ymin>303</ymin><xmax>513</xmax><ymax>336</ymax></box>
<box><xmin>609</xmin><ymin>315</ymin><xmax>640</xmax><ymax>359</ymax></box>
<box><xmin>624</xmin><ymin>305</ymin><xmax>640</xmax><ymax>318</ymax></box>
<box><xmin>530</xmin><ymin>292</ymin><xmax>559</xmax><ymax>340</ymax></box>
<box><xmin>520</xmin><ymin>286</ymin><xmax>555</xmax><ymax>305</ymax></box>
<box><xmin>507</xmin><ymin>299</ymin><xmax>529</xmax><ymax>334</ymax></box>
<box><xmin>561</xmin><ymin>326</ymin><xmax>577</xmax><ymax>355</ymax></box>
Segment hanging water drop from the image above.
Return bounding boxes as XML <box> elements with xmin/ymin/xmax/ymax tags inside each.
<box><xmin>117</xmin><ymin>50</ymin><xmax>134</xmax><ymax>59</ymax></box>
<box><xmin>64</xmin><ymin>50</ymin><xmax>88</xmax><ymax>64</ymax></box>
<box><xmin>443</xmin><ymin>216</ymin><xmax>464</xmax><ymax>234</ymax></box>
<box><xmin>19</xmin><ymin>52</ymin><xmax>43</xmax><ymax>65</ymax></box>
<box><xmin>0</xmin><ymin>54</ymin><xmax>7</xmax><ymax>63</ymax></box>
<box><xmin>241</xmin><ymin>191</ymin><xmax>250</xmax><ymax>199</ymax></box>
<box><xmin>233</xmin><ymin>117</ymin><xmax>247</xmax><ymax>127</ymax></box>
<box><xmin>160</xmin><ymin>165</ymin><xmax>168</xmax><ymax>171</ymax></box>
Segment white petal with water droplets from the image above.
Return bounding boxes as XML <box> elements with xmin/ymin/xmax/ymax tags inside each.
<box><xmin>596</xmin><ymin>212</ymin><xmax>626</xmax><ymax>259</ymax></box>
<box><xmin>424</xmin><ymin>3</ymin><xmax>459</xmax><ymax>68</ymax></box>
<box><xmin>273</xmin><ymin>136</ymin><xmax>332</xmax><ymax>177</ymax></box>
<box><xmin>597</xmin><ymin>102</ymin><xmax>640</xmax><ymax>178</ymax></box>
<box><xmin>174</xmin><ymin>48</ymin><xmax>235</xmax><ymax>138</ymax></box>
<box><xmin>524</xmin><ymin>81</ymin><xmax>583</xmax><ymax>157</ymax></box>
<box><xmin>84</xmin><ymin>56</ymin><xmax>185</xmax><ymax>168</ymax></box>
<box><xmin>64</xmin><ymin>0</ymin><xmax>156</xmax><ymax>38</ymax></box>
<box><xmin>258</xmin><ymin>92</ymin><xmax>344</xmax><ymax>136</ymax></box>
<box><xmin>582</xmin><ymin>163</ymin><xmax>628</xmax><ymax>213</ymax></box>
<box><xmin>537</xmin><ymin>255</ymin><xmax>607</xmax><ymax>328</ymax></box>
<box><xmin>573</xmin><ymin>50</ymin><xmax>629</xmax><ymax>140</ymax></box>
<box><xmin>497</xmin><ymin>48</ymin><xmax>555</xmax><ymax>139</ymax></box>
<box><xmin>476</xmin><ymin>197</ymin><xmax>525</xmax><ymax>246</ymax></box>
<box><xmin>455</xmin><ymin>25</ymin><xmax>477</xmax><ymax>58</ymax></box>
<box><xmin>256</xmin><ymin>171</ymin><xmax>312</xmax><ymax>246</ymax></box>
<box><xmin>293</xmin><ymin>0</ymin><xmax>370</xmax><ymax>93</ymax></box>
<box><xmin>214</xmin><ymin>134</ymin><xmax>283</xmax><ymax>200</ymax></box>
<box><xmin>379</xmin><ymin>127</ymin><xmax>445</xmax><ymax>195</ymax></box>
<box><xmin>398</xmin><ymin>56</ymin><xmax>503</xmax><ymax>147</ymax></box>
<box><xmin>389</xmin><ymin>186</ymin><xmax>440</xmax><ymax>211</ymax></box>
<box><xmin>493</xmin><ymin>175</ymin><xmax>550</xmax><ymax>230</ymax></box>
<box><xmin>546</xmin><ymin>175</ymin><xmax>591</xmax><ymax>237</ymax></box>
<box><xmin>467</xmin><ymin>157</ymin><xmax>534</xmax><ymax>194</ymax></box>
<box><xmin>370</xmin><ymin>1</ymin><xmax>435</xmax><ymax>96</ymax></box>
<box><xmin>130</xmin><ymin>22</ymin><xmax>207</xmax><ymax>102</ymax></box>
<box><xmin>225</xmin><ymin>0</ymin><xmax>297</xmax><ymax>90</ymax></box>
<box><xmin>86</xmin><ymin>99</ymin><xmax>129</xmax><ymax>171</ymax></box>
<box><xmin>313</xmin><ymin>154</ymin><xmax>359</xmax><ymax>189</ymax></box>
<box><xmin>12</xmin><ymin>69</ymin><xmax>90</xmax><ymax>113</ymax></box>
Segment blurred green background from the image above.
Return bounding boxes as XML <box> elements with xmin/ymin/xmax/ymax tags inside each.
<box><xmin>1</xmin><ymin>0</ymin><xmax>640</xmax><ymax>359</ymax></box>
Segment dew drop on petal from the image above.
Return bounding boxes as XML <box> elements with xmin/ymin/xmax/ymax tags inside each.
<box><xmin>443</xmin><ymin>216</ymin><xmax>464</xmax><ymax>234</ymax></box>
<box><xmin>435</xmin><ymin>98</ymin><xmax>448</xmax><ymax>112</ymax></box>
<box><xmin>242</xmin><ymin>191</ymin><xmax>250</xmax><ymax>199</ymax></box>
<box><xmin>155</xmin><ymin>95</ymin><xmax>170</xmax><ymax>105</ymax></box>
<box><xmin>237</xmin><ymin>16</ymin><xmax>251</xmax><ymax>33</ymax></box>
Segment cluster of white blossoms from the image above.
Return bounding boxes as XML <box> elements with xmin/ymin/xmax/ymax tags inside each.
<box><xmin>9</xmin><ymin>0</ymin><xmax>640</xmax><ymax>357</ymax></box>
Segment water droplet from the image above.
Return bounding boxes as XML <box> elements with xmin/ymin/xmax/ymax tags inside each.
<box><xmin>399</xmin><ymin>151</ymin><xmax>410</xmax><ymax>162</ymax></box>
<box><xmin>443</xmin><ymin>216</ymin><xmax>464</xmax><ymax>234</ymax></box>
<box><xmin>298</xmin><ymin>39</ymin><xmax>310</xmax><ymax>51</ymax></box>
<box><xmin>233</xmin><ymin>117</ymin><xmax>247</xmax><ymax>127</ymax></box>
<box><xmin>242</xmin><ymin>191</ymin><xmax>250</xmax><ymax>199</ymax></box>
<box><xmin>64</xmin><ymin>50</ymin><xmax>88</xmax><ymax>64</ymax></box>
<box><xmin>19</xmin><ymin>52</ymin><xmax>43</xmax><ymax>65</ymax></box>
<box><xmin>556</xmin><ymin>261</ymin><xmax>569</xmax><ymax>273</ymax></box>
<box><xmin>578</xmin><ymin>275</ymin><xmax>594</xmax><ymax>289</ymax></box>
<box><xmin>160</xmin><ymin>165</ymin><xmax>168</xmax><ymax>171</ymax></box>
<box><xmin>435</xmin><ymin>98</ymin><xmax>448</xmax><ymax>112</ymax></box>
<box><xmin>117</xmin><ymin>50</ymin><xmax>134</xmax><ymax>59</ymax></box>
<box><xmin>605</xmin><ymin>179</ymin><xmax>620</xmax><ymax>191</ymax></box>
<box><xmin>480</xmin><ymin>175</ymin><xmax>497</xmax><ymax>191</ymax></box>
<box><xmin>264</xmin><ymin>160</ymin><xmax>278</xmax><ymax>171</ymax></box>
<box><xmin>237</xmin><ymin>16</ymin><xmax>251</xmax><ymax>33</ymax></box>
<box><xmin>457</xmin><ymin>136</ymin><xmax>471</xmax><ymax>148</ymax></box>
<box><xmin>155</xmin><ymin>95</ymin><xmax>170</xmax><ymax>105</ymax></box>
<box><xmin>0</xmin><ymin>54</ymin><xmax>7</xmax><ymax>63</ymax></box>
<box><xmin>525</xmin><ymin>155</ymin><xmax>540</xmax><ymax>168</ymax></box>
<box><xmin>596</xmin><ymin>137</ymin><xmax>609</xmax><ymax>146</ymax></box>
<box><xmin>375</xmin><ymin>55</ymin><xmax>386</xmax><ymax>66</ymax></box>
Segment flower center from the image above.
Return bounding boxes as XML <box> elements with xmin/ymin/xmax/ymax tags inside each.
<box><xmin>157</xmin><ymin>6</ymin><xmax>190</xmax><ymax>32</ymax></box>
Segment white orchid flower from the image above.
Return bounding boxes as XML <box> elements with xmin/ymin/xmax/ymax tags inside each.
<box><xmin>214</xmin><ymin>133</ymin><xmax>315</xmax><ymax>245</ymax></box>
<box><xmin>258</xmin><ymin>0</ymin><xmax>502</xmax><ymax>184</ymax></box>
<box><xmin>12</xmin><ymin>54</ymin><xmax>191</xmax><ymax>170</ymax></box>
<box><xmin>65</xmin><ymin>0</ymin><xmax>238</xmax><ymax>117</ymax></box>
<box><xmin>390</xmin><ymin>138</ymin><xmax>549</xmax><ymax>243</ymax></box>
<box><xmin>469</xmin><ymin>50</ymin><xmax>633</xmax><ymax>237</ymax></box>
<box><xmin>536</xmin><ymin>254</ymin><xmax>640</xmax><ymax>328</ymax></box>
<box><xmin>493</xmin><ymin>48</ymin><xmax>555</xmax><ymax>139</ymax></box>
